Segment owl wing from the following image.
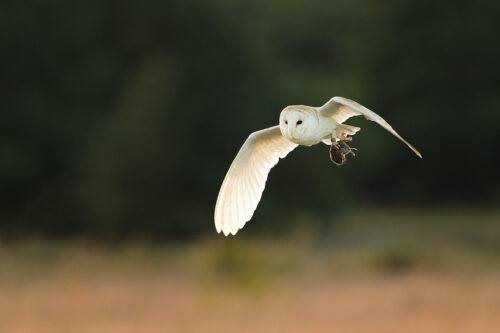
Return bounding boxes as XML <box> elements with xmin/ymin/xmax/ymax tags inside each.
<box><xmin>215</xmin><ymin>126</ymin><xmax>298</xmax><ymax>236</ymax></box>
<box><xmin>319</xmin><ymin>96</ymin><xmax>422</xmax><ymax>158</ymax></box>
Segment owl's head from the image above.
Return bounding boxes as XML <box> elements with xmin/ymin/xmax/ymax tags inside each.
<box><xmin>279</xmin><ymin>105</ymin><xmax>319</xmax><ymax>143</ymax></box>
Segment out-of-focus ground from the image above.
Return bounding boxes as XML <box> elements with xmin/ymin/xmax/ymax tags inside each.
<box><xmin>0</xmin><ymin>209</ymin><xmax>499</xmax><ymax>333</ymax></box>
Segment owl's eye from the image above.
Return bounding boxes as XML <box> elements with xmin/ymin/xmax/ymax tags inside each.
<box><xmin>297</xmin><ymin>120</ymin><xmax>303</xmax><ymax>125</ymax></box>
<box><xmin>285</xmin><ymin>120</ymin><xmax>288</xmax><ymax>125</ymax></box>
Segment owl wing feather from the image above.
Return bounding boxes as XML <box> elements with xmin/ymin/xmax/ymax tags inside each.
<box><xmin>214</xmin><ymin>126</ymin><xmax>298</xmax><ymax>236</ymax></box>
<box><xmin>319</xmin><ymin>96</ymin><xmax>422</xmax><ymax>158</ymax></box>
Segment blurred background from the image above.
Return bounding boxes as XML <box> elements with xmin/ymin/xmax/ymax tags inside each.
<box><xmin>1</xmin><ymin>0</ymin><xmax>499</xmax><ymax>331</ymax></box>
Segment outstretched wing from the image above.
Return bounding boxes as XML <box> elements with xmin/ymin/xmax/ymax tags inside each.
<box><xmin>319</xmin><ymin>96</ymin><xmax>422</xmax><ymax>158</ymax></box>
<box><xmin>215</xmin><ymin>126</ymin><xmax>298</xmax><ymax>236</ymax></box>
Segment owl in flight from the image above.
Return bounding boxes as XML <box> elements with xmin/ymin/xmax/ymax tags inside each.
<box><xmin>215</xmin><ymin>97</ymin><xmax>422</xmax><ymax>236</ymax></box>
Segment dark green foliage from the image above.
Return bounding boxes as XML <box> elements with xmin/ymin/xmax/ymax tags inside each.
<box><xmin>1</xmin><ymin>0</ymin><xmax>499</xmax><ymax>238</ymax></box>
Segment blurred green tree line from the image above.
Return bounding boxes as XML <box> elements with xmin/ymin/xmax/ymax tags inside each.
<box><xmin>1</xmin><ymin>0</ymin><xmax>499</xmax><ymax>238</ymax></box>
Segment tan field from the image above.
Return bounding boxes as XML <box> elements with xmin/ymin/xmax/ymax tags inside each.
<box><xmin>0</xmin><ymin>210</ymin><xmax>499</xmax><ymax>332</ymax></box>
<box><xmin>1</xmin><ymin>271</ymin><xmax>499</xmax><ymax>333</ymax></box>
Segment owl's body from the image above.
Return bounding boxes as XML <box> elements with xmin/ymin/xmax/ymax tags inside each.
<box><xmin>215</xmin><ymin>96</ymin><xmax>421</xmax><ymax>236</ymax></box>
<box><xmin>279</xmin><ymin>105</ymin><xmax>361</xmax><ymax>146</ymax></box>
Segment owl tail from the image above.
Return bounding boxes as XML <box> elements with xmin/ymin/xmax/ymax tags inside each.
<box><xmin>337</xmin><ymin>124</ymin><xmax>360</xmax><ymax>136</ymax></box>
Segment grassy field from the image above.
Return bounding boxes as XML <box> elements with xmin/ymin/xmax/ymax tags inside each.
<box><xmin>0</xmin><ymin>209</ymin><xmax>499</xmax><ymax>332</ymax></box>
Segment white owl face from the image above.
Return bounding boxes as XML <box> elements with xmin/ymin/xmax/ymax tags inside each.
<box><xmin>279</xmin><ymin>105</ymin><xmax>319</xmax><ymax>144</ymax></box>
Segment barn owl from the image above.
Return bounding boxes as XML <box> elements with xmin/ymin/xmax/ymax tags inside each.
<box><xmin>214</xmin><ymin>97</ymin><xmax>422</xmax><ymax>236</ymax></box>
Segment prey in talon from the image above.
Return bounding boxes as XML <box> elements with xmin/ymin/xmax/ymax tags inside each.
<box><xmin>329</xmin><ymin>135</ymin><xmax>357</xmax><ymax>166</ymax></box>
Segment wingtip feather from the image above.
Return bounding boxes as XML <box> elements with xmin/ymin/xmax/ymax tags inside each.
<box><xmin>408</xmin><ymin>144</ymin><xmax>422</xmax><ymax>159</ymax></box>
